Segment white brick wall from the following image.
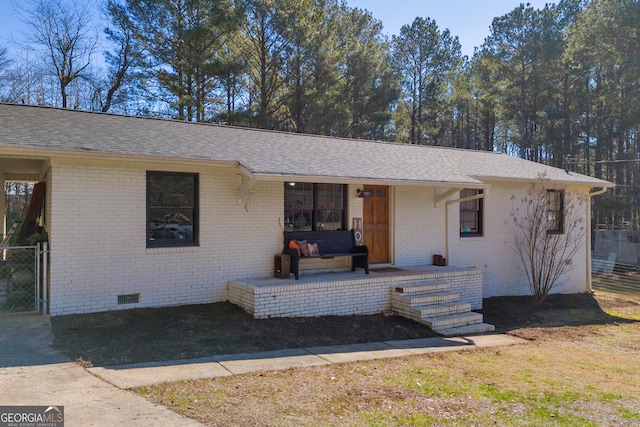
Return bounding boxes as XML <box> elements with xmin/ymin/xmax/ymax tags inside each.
<box><xmin>228</xmin><ymin>268</ymin><xmax>482</xmax><ymax>318</ymax></box>
<box><xmin>48</xmin><ymin>163</ymin><xmax>283</xmax><ymax>315</ymax></box>
<box><xmin>393</xmin><ymin>187</ymin><xmax>446</xmax><ymax>265</ymax></box>
<box><xmin>447</xmin><ymin>181</ymin><xmax>590</xmax><ymax>298</ymax></box>
<box><xmin>391</xmin><ymin>182</ymin><xmax>590</xmax><ymax>300</ymax></box>
<box><xmin>425</xmin><ymin>269</ymin><xmax>483</xmax><ymax>309</ymax></box>
<box><xmin>229</xmin><ymin>278</ymin><xmax>391</xmax><ymax>318</ymax></box>
<box><xmin>46</xmin><ymin>160</ymin><xmax>592</xmax><ymax>315</ymax></box>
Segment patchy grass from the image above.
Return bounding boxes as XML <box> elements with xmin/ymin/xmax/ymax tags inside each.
<box><xmin>135</xmin><ymin>292</ymin><xmax>640</xmax><ymax>426</ymax></box>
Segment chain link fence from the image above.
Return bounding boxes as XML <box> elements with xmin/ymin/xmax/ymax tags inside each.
<box><xmin>0</xmin><ymin>246</ymin><xmax>39</xmax><ymax>314</ymax></box>
<box><xmin>591</xmin><ymin>228</ymin><xmax>640</xmax><ymax>296</ymax></box>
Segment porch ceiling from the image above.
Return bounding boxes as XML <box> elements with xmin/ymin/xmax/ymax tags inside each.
<box><xmin>0</xmin><ymin>158</ymin><xmax>47</xmax><ymax>181</ymax></box>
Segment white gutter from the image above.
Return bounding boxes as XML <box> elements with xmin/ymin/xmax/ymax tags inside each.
<box><xmin>256</xmin><ymin>173</ymin><xmax>485</xmax><ymax>189</ymax></box>
<box><xmin>586</xmin><ymin>187</ymin><xmax>609</xmax><ymax>292</ymax></box>
<box><xmin>589</xmin><ymin>187</ymin><xmax>608</xmax><ymax>197</ymax></box>
<box><xmin>443</xmin><ymin>190</ymin><xmax>488</xmax><ymax>263</ymax></box>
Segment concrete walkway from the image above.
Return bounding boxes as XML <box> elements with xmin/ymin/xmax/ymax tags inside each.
<box><xmin>0</xmin><ymin>315</ymin><xmax>204</xmax><ymax>427</ymax></box>
<box><xmin>89</xmin><ymin>334</ymin><xmax>525</xmax><ymax>389</ymax></box>
<box><xmin>1</xmin><ymin>314</ymin><xmax>527</xmax><ymax>426</ymax></box>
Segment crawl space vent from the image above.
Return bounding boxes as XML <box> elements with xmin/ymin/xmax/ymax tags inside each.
<box><xmin>117</xmin><ymin>293</ymin><xmax>140</xmax><ymax>305</ymax></box>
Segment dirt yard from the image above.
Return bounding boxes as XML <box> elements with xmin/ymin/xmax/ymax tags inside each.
<box><xmin>51</xmin><ymin>301</ymin><xmax>438</xmax><ymax>366</ymax></box>
<box><xmin>133</xmin><ymin>291</ymin><xmax>640</xmax><ymax>426</ymax></box>
<box><xmin>51</xmin><ymin>290</ymin><xmax>628</xmax><ymax>367</ymax></box>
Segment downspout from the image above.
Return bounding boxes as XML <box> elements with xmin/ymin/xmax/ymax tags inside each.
<box><xmin>0</xmin><ymin>169</ymin><xmax>4</xmax><ymax>239</ymax></box>
<box><xmin>586</xmin><ymin>187</ymin><xmax>608</xmax><ymax>292</ymax></box>
<box><xmin>444</xmin><ymin>190</ymin><xmax>488</xmax><ymax>263</ymax></box>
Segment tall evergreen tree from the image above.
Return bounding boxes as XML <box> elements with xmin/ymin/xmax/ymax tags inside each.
<box><xmin>392</xmin><ymin>17</ymin><xmax>463</xmax><ymax>145</ymax></box>
<box><xmin>118</xmin><ymin>0</ymin><xmax>237</xmax><ymax>121</ymax></box>
<box><xmin>481</xmin><ymin>4</ymin><xmax>546</xmax><ymax>159</ymax></box>
<box><xmin>238</xmin><ymin>0</ymin><xmax>292</xmax><ymax>129</ymax></box>
<box><xmin>567</xmin><ymin>0</ymin><xmax>640</xmax><ymax>226</ymax></box>
<box><xmin>278</xmin><ymin>0</ymin><xmax>338</xmax><ymax>133</ymax></box>
<box><xmin>100</xmin><ymin>0</ymin><xmax>140</xmax><ymax>113</ymax></box>
<box><xmin>330</xmin><ymin>6</ymin><xmax>397</xmax><ymax>140</ymax></box>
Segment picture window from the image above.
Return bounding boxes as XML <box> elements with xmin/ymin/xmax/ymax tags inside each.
<box><xmin>284</xmin><ymin>183</ymin><xmax>347</xmax><ymax>231</ymax></box>
<box><xmin>147</xmin><ymin>171</ymin><xmax>199</xmax><ymax>247</ymax></box>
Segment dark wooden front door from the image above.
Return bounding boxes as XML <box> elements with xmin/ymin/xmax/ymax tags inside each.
<box><xmin>363</xmin><ymin>185</ymin><xmax>389</xmax><ymax>264</ymax></box>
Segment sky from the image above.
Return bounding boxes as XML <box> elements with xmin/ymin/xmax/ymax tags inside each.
<box><xmin>346</xmin><ymin>0</ymin><xmax>550</xmax><ymax>57</ymax></box>
<box><xmin>0</xmin><ymin>0</ymin><xmax>551</xmax><ymax>60</ymax></box>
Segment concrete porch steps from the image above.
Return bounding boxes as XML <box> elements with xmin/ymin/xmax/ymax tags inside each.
<box><xmin>421</xmin><ymin>311</ymin><xmax>484</xmax><ymax>329</ymax></box>
<box><xmin>393</xmin><ymin>291</ymin><xmax>460</xmax><ymax>307</ymax></box>
<box><xmin>391</xmin><ymin>281</ymin><xmax>495</xmax><ymax>337</ymax></box>
<box><xmin>415</xmin><ymin>303</ymin><xmax>472</xmax><ymax>318</ymax></box>
<box><xmin>393</xmin><ymin>281</ymin><xmax>449</xmax><ymax>295</ymax></box>
<box><xmin>436</xmin><ymin>322</ymin><xmax>498</xmax><ymax>337</ymax></box>
<box><xmin>394</xmin><ymin>300</ymin><xmax>471</xmax><ymax>318</ymax></box>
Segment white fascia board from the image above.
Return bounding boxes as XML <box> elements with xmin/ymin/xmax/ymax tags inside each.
<box><xmin>471</xmin><ymin>175</ymin><xmax>615</xmax><ymax>188</ymax></box>
<box><xmin>0</xmin><ymin>146</ymin><xmax>240</xmax><ymax>169</ymax></box>
<box><xmin>247</xmin><ymin>173</ymin><xmax>486</xmax><ymax>189</ymax></box>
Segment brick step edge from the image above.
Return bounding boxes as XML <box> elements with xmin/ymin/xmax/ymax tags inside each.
<box><xmin>419</xmin><ymin>312</ymin><xmax>484</xmax><ymax>329</ymax></box>
<box><xmin>434</xmin><ymin>322</ymin><xmax>496</xmax><ymax>337</ymax></box>
<box><xmin>392</xmin><ymin>291</ymin><xmax>460</xmax><ymax>307</ymax></box>
<box><xmin>393</xmin><ymin>302</ymin><xmax>471</xmax><ymax>318</ymax></box>
<box><xmin>415</xmin><ymin>302</ymin><xmax>471</xmax><ymax>317</ymax></box>
<box><xmin>393</xmin><ymin>282</ymin><xmax>448</xmax><ymax>294</ymax></box>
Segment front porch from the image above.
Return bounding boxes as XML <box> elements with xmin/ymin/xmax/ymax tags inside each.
<box><xmin>228</xmin><ymin>265</ymin><xmax>493</xmax><ymax>336</ymax></box>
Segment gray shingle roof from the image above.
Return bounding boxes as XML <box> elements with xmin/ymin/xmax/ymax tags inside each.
<box><xmin>0</xmin><ymin>103</ymin><xmax>612</xmax><ymax>187</ymax></box>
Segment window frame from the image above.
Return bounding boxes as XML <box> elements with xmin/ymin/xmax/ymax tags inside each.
<box><xmin>459</xmin><ymin>188</ymin><xmax>483</xmax><ymax>238</ymax></box>
<box><xmin>146</xmin><ymin>171</ymin><xmax>199</xmax><ymax>248</ymax></box>
<box><xmin>546</xmin><ymin>189</ymin><xmax>564</xmax><ymax>234</ymax></box>
<box><xmin>284</xmin><ymin>182</ymin><xmax>347</xmax><ymax>231</ymax></box>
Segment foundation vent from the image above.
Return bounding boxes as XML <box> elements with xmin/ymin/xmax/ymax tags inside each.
<box><xmin>117</xmin><ymin>293</ymin><xmax>140</xmax><ymax>305</ymax></box>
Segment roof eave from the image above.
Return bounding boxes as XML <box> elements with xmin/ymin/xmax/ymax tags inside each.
<box><xmin>472</xmin><ymin>175</ymin><xmax>615</xmax><ymax>188</ymax></box>
<box><xmin>247</xmin><ymin>172</ymin><xmax>487</xmax><ymax>188</ymax></box>
<box><xmin>0</xmin><ymin>146</ymin><xmax>240</xmax><ymax>169</ymax></box>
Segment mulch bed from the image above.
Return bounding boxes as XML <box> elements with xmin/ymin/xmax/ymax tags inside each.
<box><xmin>51</xmin><ymin>292</ymin><xmax>637</xmax><ymax>367</ymax></box>
<box><xmin>51</xmin><ymin>302</ymin><xmax>438</xmax><ymax>367</ymax></box>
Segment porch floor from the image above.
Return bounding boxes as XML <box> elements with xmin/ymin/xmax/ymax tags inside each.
<box><xmin>247</xmin><ymin>264</ymin><xmax>470</xmax><ymax>288</ymax></box>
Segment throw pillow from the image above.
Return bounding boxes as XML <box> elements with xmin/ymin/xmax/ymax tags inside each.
<box><xmin>307</xmin><ymin>242</ymin><xmax>320</xmax><ymax>257</ymax></box>
<box><xmin>288</xmin><ymin>239</ymin><xmax>301</xmax><ymax>256</ymax></box>
<box><xmin>297</xmin><ymin>240</ymin><xmax>309</xmax><ymax>257</ymax></box>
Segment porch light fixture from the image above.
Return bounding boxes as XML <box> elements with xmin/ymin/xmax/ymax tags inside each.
<box><xmin>356</xmin><ymin>188</ymin><xmax>372</xmax><ymax>198</ymax></box>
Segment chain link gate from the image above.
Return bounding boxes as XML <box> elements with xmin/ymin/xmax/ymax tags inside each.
<box><xmin>0</xmin><ymin>243</ymin><xmax>49</xmax><ymax>315</ymax></box>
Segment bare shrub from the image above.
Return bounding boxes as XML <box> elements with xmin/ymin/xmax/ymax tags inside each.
<box><xmin>511</xmin><ymin>175</ymin><xmax>586</xmax><ymax>301</ymax></box>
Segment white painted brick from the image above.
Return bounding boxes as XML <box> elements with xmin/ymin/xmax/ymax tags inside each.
<box><xmin>394</xmin><ymin>183</ymin><xmax>591</xmax><ymax>300</ymax></box>
<box><xmin>45</xmin><ymin>163</ymin><xmax>592</xmax><ymax>316</ymax></box>
<box><xmin>229</xmin><ymin>269</ymin><xmax>480</xmax><ymax>318</ymax></box>
<box><xmin>48</xmin><ymin>165</ymin><xmax>283</xmax><ymax>315</ymax></box>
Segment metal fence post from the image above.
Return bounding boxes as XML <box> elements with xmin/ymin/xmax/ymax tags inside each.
<box><xmin>36</xmin><ymin>243</ymin><xmax>41</xmax><ymax>313</ymax></box>
<box><xmin>42</xmin><ymin>242</ymin><xmax>49</xmax><ymax>315</ymax></box>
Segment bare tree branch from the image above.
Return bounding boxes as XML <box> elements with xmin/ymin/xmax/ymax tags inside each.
<box><xmin>22</xmin><ymin>0</ymin><xmax>97</xmax><ymax>108</ymax></box>
<box><xmin>510</xmin><ymin>173</ymin><xmax>587</xmax><ymax>301</ymax></box>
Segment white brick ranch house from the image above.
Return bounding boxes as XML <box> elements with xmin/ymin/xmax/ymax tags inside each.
<box><xmin>0</xmin><ymin>103</ymin><xmax>613</xmax><ymax>327</ymax></box>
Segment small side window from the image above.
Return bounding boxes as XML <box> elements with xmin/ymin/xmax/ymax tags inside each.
<box><xmin>460</xmin><ymin>189</ymin><xmax>483</xmax><ymax>237</ymax></box>
<box><xmin>546</xmin><ymin>190</ymin><xmax>564</xmax><ymax>234</ymax></box>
